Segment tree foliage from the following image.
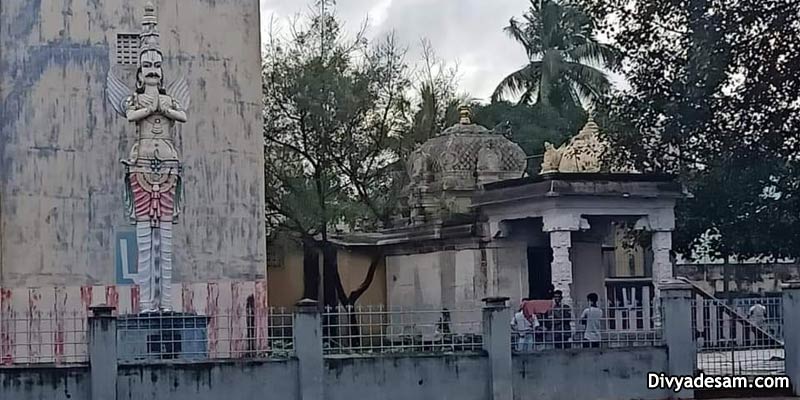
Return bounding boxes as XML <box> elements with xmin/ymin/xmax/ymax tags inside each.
<box><xmin>585</xmin><ymin>0</ymin><xmax>800</xmax><ymax>259</ymax></box>
<box><xmin>263</xmin><ymin>4</ymin><xmax>409</xmax><ymax>306</ymax></box>
<box><xmin>493</xmin><ymin>0</ymin><xmax>619</xmax><ymax>107</ymax></box>
<box><xmin>472</xmin><ymin>101</ymin><xmax>586</xmax><ymax>173</ymax></box>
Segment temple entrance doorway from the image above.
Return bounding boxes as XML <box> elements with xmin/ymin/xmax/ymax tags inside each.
<box><xmin>527</xmin><ymin>247</ymin><xmax>553</xmax><ymax>299</ymax></box>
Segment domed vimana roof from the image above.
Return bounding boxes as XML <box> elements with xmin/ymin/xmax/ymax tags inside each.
<box><xmin>407</xmin><ymin>106</ymin><xmax>527</xmax><ymax>192</ymax></box>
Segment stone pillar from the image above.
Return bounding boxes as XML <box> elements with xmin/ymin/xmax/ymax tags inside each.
<box><xmin>482</xmin><ymin>296</ymin><xmax>513</xmax><ymax>400</ymax></box>
<box><xmin>660</xmin><ymin>281</ymin><xmax>695</xmax><ymax>399</ymax></box>
<box><xmin>543</xmin><ymin>212</ymin><xmax>580</xmax><ymax>305</ymax></box>
<box><xmin>549</xmin><ymin>230</ymin><xmax>574</xmax><ymax>305</ymax></box>
<box><xmin>89</xmin><ymin>305</ymin><xmax>117</xmax><ymax>400</ymax></box>
<box><xmin>294</xmin><ymin>299</ymin><xmax>324</xmax><ymax>400</ymax></box>
<box><xmin>651</xmin><ymin>230</ymin><xmax>674</xmax><ymax>296</ymax></box>
<box><xmin>782</xmin><ymin>281</ymin><xmax>800</xmax><ymax>396</ymax></box>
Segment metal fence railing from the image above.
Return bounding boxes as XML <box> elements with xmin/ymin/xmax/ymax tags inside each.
<box><xmin>1</xmin><ymin>311</ymin><xmax>89</xmax><ymax>365</ymax></box>
<box><xmin>322</xmin><ymin>306</ymin><xmax>483</xmax><ymax>355</ymax></box>
<box><xmin>692</xmin><ymin>297</ymin><xmax>784</xmax><ymax>376</ymax></box>
<box><xmin>511</xmin><ymin>302</ymin><xmax>663</xmax><ymax>352</ymax></box>
<box><xmin>732</xmin><ymin>297</ymin><xmax>783</xmax><ymax>341</ymax></box>
<box><xmin>116</xmin><ymin>309</ymin><xmax>294</xmax><ymax>362</ymax></box>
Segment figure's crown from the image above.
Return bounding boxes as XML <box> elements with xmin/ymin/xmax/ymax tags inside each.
<box><xmin>139</xmin><ymin>1</ymin><xmax>161</xmax><ymax>55</ymax></box>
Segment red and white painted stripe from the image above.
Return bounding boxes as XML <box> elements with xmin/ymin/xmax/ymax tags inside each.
<box><xmin>0</xmin><ymin>280</ymin><xmax>268</xmax><ymax>365</ymax></box>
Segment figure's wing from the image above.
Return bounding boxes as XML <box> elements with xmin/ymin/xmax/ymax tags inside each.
<box><xmin>166</xmin><ymin>74</ymin><xmax>191</xmax><ymax>112</ymax></box>
<box><xmin>105</xmin><ymin>66</ymin><xmax>132</xmax><ymax>117</ymax></box>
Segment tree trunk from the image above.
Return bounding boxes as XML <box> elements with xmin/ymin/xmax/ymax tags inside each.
<box><xmin>335</xmin><ymin>253</ymin><xmax>383</xmax><ymax>348</ymax></box>
<box><xmin>321</xmin><ymin>241</ymin><xmax>340</xmax><ymax>339</ymax></box>
<box><xmin>302</xmin><ymin>238</ymin><xmax>320</xmax><ymax>300</ymax></box>
<box><xmin>322</xmin><ymin>241</ymin><xmax>340</xmax><ymax>309</ymax></box>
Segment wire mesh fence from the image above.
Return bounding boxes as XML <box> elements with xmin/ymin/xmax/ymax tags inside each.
<box><xmin>692</xmin><ymin>297</ymin><xmax>784</xmax><ymax>376</ymax></box>
<box><xmin>116</xmin><ymin>309</ymin><xmax>294</xmax><ymax>362</ymax></box>
<box><xmin>1</xmin><ymin>311</ymin><xmax>89</xmax><ymax>365</ymax></box>
<box><xmin>322</xmin><ymin>305</ymin><xmax>483</xmax><ymax>355</ymax></box>
<box><xmin>511</xmin><ymin>301</ymin><xmax>663</xmax><ymax>352</ymax></box>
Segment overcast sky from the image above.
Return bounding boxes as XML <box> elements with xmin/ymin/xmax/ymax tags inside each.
<box><xmin>260</xmin><ymin>0</ymin><xmax>535</xmax><ymax>102</ymax></box>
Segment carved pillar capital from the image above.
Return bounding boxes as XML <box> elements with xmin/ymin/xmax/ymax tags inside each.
<box><xmin>542</xmin><ymin>211</ymin><xmax>583</xmax><ymax>232</ymax></box>
<box><xmin>645</xmin><ymin>209</ymin><xmax>676</xmax><ymax>232</ymax></box>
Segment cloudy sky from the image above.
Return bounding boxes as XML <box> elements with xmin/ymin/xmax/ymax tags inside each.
<box><xmin>259</xmin><ymin>0</ymin><xmax>535</xmax><ymax>102</ymax></box>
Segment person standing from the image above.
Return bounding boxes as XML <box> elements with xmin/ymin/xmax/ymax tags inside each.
<box><xmin>580</xmin><ymin>293</ymin><xmax>603</xmax><ymax>348</ymax></box>
<box><xmin>512</xmin><ymin>299</ymin><xmax>539</xmax><ymax>352</ymax></box>
<box><xmin>748</xmin><ymin>302</ymin><xmax>767</xmax><ymax>346</ymax></box>
<box><xmin>547</xmin><ymin>290</ymin><xmax>572</xmax><ymax>349</ymax></box>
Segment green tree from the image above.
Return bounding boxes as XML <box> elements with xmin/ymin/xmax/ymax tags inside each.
<box><xmin>472</xmin><ymin>101</ymin><xmax>585</xmax><ymax>174</ymax></box>
<box><xmin>263</xmin><ymin>2</ymin><xmax>410</xmax><ymax>308</ymax></box>
<box><xmin>586</xmin><ymin>0</ymin><xmax>800</xmax><ymax>260</ymax></box>
<box><xmin>492</xmin><ymin>0</ymin><xmax>619</xmax><ymax>107</ymax></box>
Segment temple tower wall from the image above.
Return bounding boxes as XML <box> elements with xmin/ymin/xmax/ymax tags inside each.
<box><xmin>0</xmin><ymin>0</ymin><xmax>265</xmax><ymax>287</ymax></box>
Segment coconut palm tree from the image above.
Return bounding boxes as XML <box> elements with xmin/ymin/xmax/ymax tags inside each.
<box><xmin>492</xmin><ymin>0</ymin><xmax>619</xmax><ymax>107</ymax></box>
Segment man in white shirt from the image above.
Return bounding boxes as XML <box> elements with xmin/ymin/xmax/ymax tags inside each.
<box><xmin>511</xmin><ymin>299</ymin><xmax>539</xmax><ymax>352</ymax></box>
<box><xmin>748</xmin><ymin>302</ymin><xmax>767</xmax><ymax>346</ymax></box>
<box><xmin>580</xmin><ymin>293</ymin><xmax>603</xmax><ymax>348</ymax></box>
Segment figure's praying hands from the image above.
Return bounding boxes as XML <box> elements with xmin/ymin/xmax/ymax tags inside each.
<box><xmin>139</xmin><ymin>94</ymin><xmax>157</xmax><ymax>114</ymax></box>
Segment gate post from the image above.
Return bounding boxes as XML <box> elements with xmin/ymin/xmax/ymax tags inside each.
<box><xmin>782</xmin><ymin>281</ymin><xmax>800</xmax><ymax>396</ymax></box>
<box><xmin>294</xmin><ymin>298</ymin><xmax>324</xmax><ymax>400</ymax></box>
<box><xmin>89</xmin><ymin>305</ymin><xmax>118</xmax><ymax>400</ymax></box>
<box><xmin>661</xmin><ymin>280</ymin><xmax>695</xmax><ymax>399</ymax></box>
<box><xmin>482</xmin><ymin>296</ymin><xmax>513</xmax><ymax>400</ymax></box>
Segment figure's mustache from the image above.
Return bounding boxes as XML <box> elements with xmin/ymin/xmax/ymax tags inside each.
<box><xmin>145</xmin><ymin>72</ymin><xmax>161</xmax><ymax>78</ymax></box>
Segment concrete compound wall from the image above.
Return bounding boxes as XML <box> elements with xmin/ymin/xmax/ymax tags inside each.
<box><xmin>117</xmin><ymin>360</ymin><xmax>298</xmax><ymax>400</ymax></box>
<box><xmin>513</xmin><ymin>348</ymin><xmax>670</xmax><ymax>400</ymax></box>
<box><xmin>0</xmin><ymin>349</ymin><xmax>670</xmax><ymax>400</ymax></box>
<box><xmin>0</xmin><ymin>287</ymin><xmax>716</xmax><ymax>400</ymax></box>
<box><xmin>0</xmin><ymin>367</ymin><xmax>89</xmax><ymax>400</ymax></box>
<box><xmin>325</xmin><ymin>355</ymin><xmax>489</xmax><ymax>400</ymax></box>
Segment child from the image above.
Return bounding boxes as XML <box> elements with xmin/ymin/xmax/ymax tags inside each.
<box><xmin>579</xmin><ymin>293</ymin><xmax>602</xmax><ymax>348</ymax></box>
<box><xmin>511</xmin><ymin>298</ymin><xmax>539</xmax><ymax>351</ymax></box>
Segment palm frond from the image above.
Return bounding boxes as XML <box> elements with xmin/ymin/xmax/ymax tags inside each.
<box><xmin>567</xmin><ymin>41</ymin><xmax>621</xmax><ymax>70</ymax></box>
<box><xmin>491</xmin><ymin>62</ymin><xmax>542</xmax><ymax>103</ymax></box>
<box><xmin>503</xmin><ymin>18</ymin><xmax>537</xmax><ymax>58</ymax></box>
<box><xmin>564</xmin><ymin>61</ymin><xmax>612</xmax><ymax>101</ymax></box>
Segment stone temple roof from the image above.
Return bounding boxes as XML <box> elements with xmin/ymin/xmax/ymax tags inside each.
<box><xmin>541</xmin><ymin>117</ymin><xmax>612</xmax><ymax>174</ymax></box>
<box><xmin>406</xmin><ymin>106</ymin><xmax>527</xmax><ymax>192</ymax></box>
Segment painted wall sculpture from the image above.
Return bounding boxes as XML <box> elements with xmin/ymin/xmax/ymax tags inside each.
<box><xmin>106</xmin><ymin>1</ymin><xmax>191</xmax><ymax>312</ymax></box>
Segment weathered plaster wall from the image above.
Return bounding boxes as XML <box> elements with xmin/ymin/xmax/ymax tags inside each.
<box><xmin>571</xmin><ymin>242</ymin><xmax>605</xmax><ymax>303</ymax></box>
<box><xmin>386</xmin><ymin>244</ymin><xmax>529</xmax><ymax>312</ymax></box>
<box><xmin>266</xmin><ymin>242</ymin><xmax>387</xmax><ymax>308</ymax></box>
<box><xmin>387</xmin><ymin>252</ymin><xmax>447</xmax><ymax>309</ymax></box>
<box><xmin>117</xmin><ymin>360</ymin><xmax>298</xmax><ymax>399</ymax></box>
<box><xmin>0</xmin><ymin>0</ymin><xmax>265</xmax><ymax>287</ymax></box>
<box><xmin>676</xmin><ymin>262</ymin><xmax>800</xmax><ymax>295</ymax></box>
<box><xmin>0</xmin><ymin>367</ymin><xmax>89</xmax><ymax>400</ymax></box>
<box><xmin>387</xmin><ymin>249</ymin><xmax>482</xmax><ymax>310</ymax></box>
<box><xmin>513</xmin><ymin>347</ymin><xmax>671</xmax><ymax>400</ymax></box>
<box><xmin>488</xmin><ymin>242</ymin><xmax>528</xmax><ymax>302</ymax></box>
<box><xmin>0</xmin><ymin>349</ymin><xmax>672</xmax><ymax>400</ymax></box>
<box><xmin>325</xmin><ymin>355</ymin><xmax>490</xmax><ymax>400</ymax></box>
